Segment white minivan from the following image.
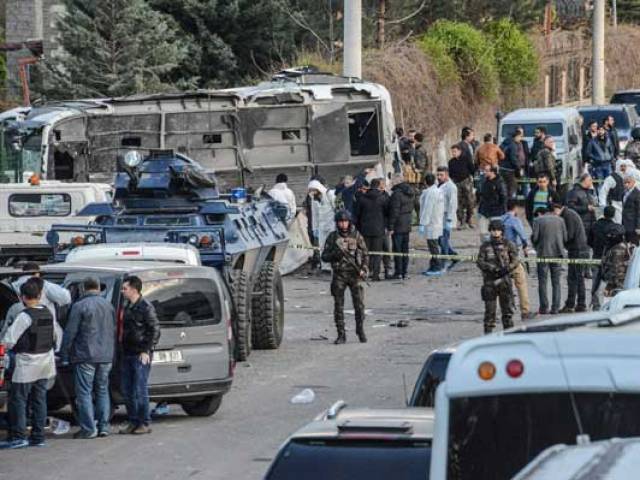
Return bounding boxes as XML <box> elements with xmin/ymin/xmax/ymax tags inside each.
<box><xmin>499</xmin><ymin>107</ymin><xmax>583</xmax><ymax>191</ymax></box>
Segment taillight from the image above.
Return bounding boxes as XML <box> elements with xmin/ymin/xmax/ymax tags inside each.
<box><xmin>506</xmin><ymin>359</ymin><xmax>524</xmax><ymax>378</ymax></box>
<box><xmin>226</xmin><ymin>313</ymin><xmax>235</xmax><ymax>376</ymax></box>
<box><xmin>71</xmin><ymin>235</ymin><xmax>85</xmax><ymax>246</ymax></box>
<box><xmin>478</xmin><ymin>361</ymin><xmax>496</xmax><ymax>381</ymax></box>
<box><xmin>0</xmin><ymin>344</ymin><xmax>5</xmax><ymax>356</ymax></box>
<box><xmin>199</xmin><ymin>235</ymin><xmax>213</xmax><ymax>248</ymax></box>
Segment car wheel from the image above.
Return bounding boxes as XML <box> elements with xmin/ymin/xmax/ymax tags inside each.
<box><xmin>230</xmin><ymin>270</ymin><xmax>252</xmax><ymax>361</ymax></box>
<box><xmin>181</xmin><ymin>395</ymin><xmax>222</xmax><ymax>417</ymax></box>
<box><xmin>251</xmin><ymin>261</ymin><xmax>285</xmax><ymax>350</ymax></box>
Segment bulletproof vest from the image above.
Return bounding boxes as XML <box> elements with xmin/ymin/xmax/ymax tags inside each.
<box><xmin>608</xmin><ymin>172</ymin><xmax>625</xmax><ymax>203</ymax></box>
<box><xmin>14</xmin><ymin>307</ymin><xmax>55</xmax><ymax>355</ymax></box>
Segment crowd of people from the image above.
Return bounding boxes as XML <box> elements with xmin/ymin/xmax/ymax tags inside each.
<box><xmin>0</xmin><ymin>266</ymin><xmax>160</xmax><ymax>448</ymax></box>
<box><xmin>285</xmin><ymin>119</ymin><xmax>640</xmax><ymax>338</ymax></box>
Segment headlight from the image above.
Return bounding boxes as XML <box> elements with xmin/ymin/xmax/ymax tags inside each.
<box><xmin>187</xmin><ymin>234</ymin><xmax>199</xmax><ymax>245</ymax></box>
<box><xmin>123</xmin><ymin>150</ymin><xmax>143</xmax><ymax>168</ymax></box>
<box><xmin>85</xmin><ymin>234</ymin><xmax>97</xmax><ymax>244</ymax></box>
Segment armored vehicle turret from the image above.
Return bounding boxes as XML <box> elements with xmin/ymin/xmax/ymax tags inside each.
<box><xmin>47</xmin><ymin>150</ymin><xmax>289</xmax><ymax>360</ymax></box>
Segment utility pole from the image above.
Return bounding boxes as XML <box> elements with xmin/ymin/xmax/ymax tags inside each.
<box><xmin>343</xmin><ymin>0</ymin><xmax>362</xmax><ymax>79</ymax></box>
<box><xmin>377</xmin><ymin>0</ymin><xmax>386</xmax><ymax>49</ymax></box>
<box><xmin>592</xmin><ymin>0</ymin><xmax>606</xmax><ymax>105</ymax></box>
<box><xmin>612</xmin><ymin>0</ymin><xmax>617</xmax><ymax>29</ymax></box>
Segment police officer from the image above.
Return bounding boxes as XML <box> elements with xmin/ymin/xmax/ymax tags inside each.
<box><xmin>602</xmin><ymin>223</ymin><xmax>632</xmax><ymax>297</ymax></box>
<box><xmin>321</xmin><ymin>210</ymin><xmax>369</xmax><ymax>344</ymax></box>
<box><xmin>476</xmin><ymin>219</ymin><xmax>519</xmax><ymax>334</ymax></box>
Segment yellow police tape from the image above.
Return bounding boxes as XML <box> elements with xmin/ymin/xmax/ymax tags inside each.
<box><xmin>291</xmin><ymin>244</ymin><xmax>602</xmax><ymax>266</ymax></box>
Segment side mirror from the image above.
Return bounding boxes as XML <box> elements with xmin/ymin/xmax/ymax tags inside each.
<box><xmin>569</xmin><ymin>133</ymin><xmax>579</xmax><ymax>146</ymax></box>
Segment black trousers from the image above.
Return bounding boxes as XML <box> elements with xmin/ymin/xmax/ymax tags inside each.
<box><xmin>566</xmin><ymin>250</ymin><xmax>588</xmax><ymax>309</ymax></box>
<box><xmin>363</xmin><ymin>235</ymin><xmax>384</xmax><ymax>279</ymax></box>
<box><xmin>382</xmin><ymin>234</ymin><xmax>392</xmax><ymax>274</ymax></box>
<box><xmin>392</xmin><ymin>232</ymin><xmax>410</xmax><ymax>276</ymax></box>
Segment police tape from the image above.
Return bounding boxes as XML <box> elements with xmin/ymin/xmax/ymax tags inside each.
<box><xmin>291</xmin><ymin>244</ymin><xmax>602</xmax><ymax>266</ymax></box>
<box><xmin>515</xmin><ymin>177</ymin><xmax>604</xmax><ymax>184</ymax></box>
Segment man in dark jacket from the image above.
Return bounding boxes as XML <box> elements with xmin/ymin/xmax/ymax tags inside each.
<box><xmin>603</xmin><ymin>115</ymin><xmax>621</xmax><ymax>159</ymax></box>
<box><xmin>622</xmin><ymin>174</ymin><xmax>640</xmax><ymax>245</ymax></box>
<box><xmin>61</xmin><ymin>277</ymin><xmax>115</xmax><ymax>439</ymax></box>
<box><xmin>586</xmin><ymin>126</ymin><xmax>615</xmax><ymax>184</ymax></box>
<box><xmin>532</xmin><ymin>209</ymin><xmax>567</xmax><ymax>315</ymax></box>
<box><xmin>554</xmin><ymin>204</ymin><xmax>589</xmax><ymax>313</ymax></box>
<box><xmin>525</xmin><ymin>174</ymin><xmax>561</xmax><ymax>226</ymax></box>
<box><xmin>478</xmin><ymin>165</ymin><xmax>507</xmax><ymax>239</ymax></box>
<box><xmin>388</xmin><ymin>177</ymin><xmax>415</xmax><ymax>280</ymax></box>
<box><xmin>119</xmin><ymin>275</ymin><xmax>160</xmax><ymax>435</ymax></box>
<box><xmin>582</xmin><ymin>119</ymin><xmax>598</xmax><ymax>162</ymax></box>
<box><xmin>589</xmin><ymin>206</ymin><xmax>617</xmax><ymax>310</ymax></box>
<box><xmin>448</xmin><ymin>144</ymin><xmax>475</xmax><ymax>228</ymax></box>
<box><xmin>499</xmin><ymin>131</ymin><xmax>523</xmax><ymax>199</ymax></box>
<box><xmin>354</xmin><ymin>178</ymin><xmax>389</xmax><ymax>281</ymax></box>
<box><xmin>565</xmin><ymin>174</ymin><xmax>598</xmax><ymax>240</ymax></box>
<box><xmin>529</xmin><ymin>126</ymin><xmax>547</xmax><ymax>169</ymax></box>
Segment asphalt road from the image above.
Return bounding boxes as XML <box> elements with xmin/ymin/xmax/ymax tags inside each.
<box><xmin>0</xmin><ymin>227</ymin><xmax>561</xmax><ymax>480</ymax></box>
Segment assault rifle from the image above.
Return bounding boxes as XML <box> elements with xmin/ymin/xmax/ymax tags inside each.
<box><xmin>336</xmin><ymin>239</ymin><xmax>370</xmax><ymax>286</ymax></box>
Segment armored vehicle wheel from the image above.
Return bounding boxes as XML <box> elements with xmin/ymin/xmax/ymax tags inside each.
<box><xmin>230</xmin><ymin>270</ymin><xmax>252</xmax><ymax>361</ymax></box>
<box><xmin>181</xmin><ymin>395</ymin><xmax>222</xmax><ymax>417</ymax></box>
<box><xmin>252</xmin><ymin>261</ymin><xmax>285</xmax><ymax>350</ymax></box>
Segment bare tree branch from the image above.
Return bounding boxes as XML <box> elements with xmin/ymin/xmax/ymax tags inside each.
<box><xmin>275</xmin><ymin>0</ymin><xmax>331</xmax><ymax>54</ymax></box>
<box><xmin>387</xmin><ymin>0</ymin><xmax>427</xmax><ymax>25</ymax></box>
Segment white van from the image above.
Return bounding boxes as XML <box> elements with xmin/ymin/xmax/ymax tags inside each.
<box><xmin>429</xmin><ymin>308</ymin><xmax>640</xmax><ymax>480</ymax></box>
<box><xmin>499</xmin><ymin>107</ymin><xmax>583</xmax><ymax>189</ymax></box>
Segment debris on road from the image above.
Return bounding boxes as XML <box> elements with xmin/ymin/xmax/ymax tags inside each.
<box><xmin>290</xmin><ymin>388</ymin><xmax>316</xmax><ymax>404</ymax></box>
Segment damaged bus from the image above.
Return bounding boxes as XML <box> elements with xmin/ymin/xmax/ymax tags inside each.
<box><xmin>0</xmin><ymin>69</ymin><xmax>397</xmax><ymax>198</ymax></box>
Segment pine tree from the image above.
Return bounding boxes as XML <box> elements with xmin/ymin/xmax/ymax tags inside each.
<box><xmin>41</xmin><ymin>0</ymin><xmax>191</xmax><ymax>99</ymax></box>
<box><xmin>618</xmin><ymin>0</ymin><xmax>640</xmax><ymax>24</ymax></box>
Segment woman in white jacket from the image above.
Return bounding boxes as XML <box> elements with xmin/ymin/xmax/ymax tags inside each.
<box><xmin>419</xmin><ymin>173</ymin><xmax>445</xmax><ymax>276</ymax></box>
<box><xmin>308</xmin><ymin>179</ymin><xmax>335</xmax><ymax>271</ymax></box>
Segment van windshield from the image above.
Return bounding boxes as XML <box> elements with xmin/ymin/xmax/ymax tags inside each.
<box><xmin>447</xmin><ymin>393</ymin><xmax>640</xmax><ymax>480</ymax></box>
<box><xmin>267</xmin><ymin>439</ymin><xmax>431</xmax><ymax>480</ymax></box>
<box><xmin>501</xmin><ymin>123</ymin><xmax>563</xmax><ymax>138</ymax></box>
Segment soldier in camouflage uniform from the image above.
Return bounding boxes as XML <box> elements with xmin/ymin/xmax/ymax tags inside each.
<box><xmin>602</xmin><ymin>223</ymin><xmax>632</xmax><ymax>297</ymax></box>
<box><xmin>476</xmin><ymin>219</ymin><xmax>519</xmax><ymax>334</ymax></box>
<box><xmin>321</xmin><ymin>210</ymin><xmax>369</xmax><ymax>344</ymax></box>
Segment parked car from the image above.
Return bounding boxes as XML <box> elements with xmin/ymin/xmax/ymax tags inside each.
<box><xmin>64</xmin><ymin>242</ymin><xmax>202</xmax><ymax>266</ymax></box>
<box><xmin>265</xmin><ymin>401</ymin><xmax>434</xmax><ymax>480</ymax></box>
<box><xmin>0</xmin><ymin>261</ymin><xmax>235</xmax><ymax>417</ymax></box>
<box><xmin>611</xmin><ymin>89</ymin><xmax>640</xmax><ymax>115</ymax></box>
<box><xmin>409</xmin><ymin>346</ymin><xmax>455</xmax><ymax>408</ymax></box>
<box><xmin>578</xmin><ymin>104</ymin><xmax>640</xmax><ymax>153</ymax></box>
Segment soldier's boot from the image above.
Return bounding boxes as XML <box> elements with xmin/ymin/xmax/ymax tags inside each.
<box><xmin>355</xmin><ymin>319</ymin><xmax>367</xmax><ymax>343</ymax></box>
<box><xmin>334</xmin><ymin>330</ymin><xmax>346</xmax><ymax>344</ymax></box>
<box><xmin>502</xmin><ymin>315</ymin><xmax>514</xmax><ymax>330</ymax></box>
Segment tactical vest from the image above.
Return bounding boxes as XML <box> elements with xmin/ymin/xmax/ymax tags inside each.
<box><xmin>14</xmin><ymin>307</ymin><xmax>55</xmax><ymax>355</ymax></box>
<box><xmin>608</xmin><ymin>172</ymin><xmax>625</xmax><ymax>203</ymax></box>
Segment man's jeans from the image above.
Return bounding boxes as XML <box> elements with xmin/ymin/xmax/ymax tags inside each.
<box><xmin>537</xmin><ymin>262</ymin><xmax>562</xmax><ymax>312</ymax></box>
<box><xmin>121</xmin><ymin>354</ymin><xmax>151</xmax><ymax>427</ymax></box>
<box><xmin>392</xmin><ymin>232</ymin><xmax>410</xmax><ymax>276</ymax></box>
<box><xmin>590</xmin><ymin>163</ymin><xmax>612</xmax><ymax>194</ymax></box>
<box><xmin>439</xmin><ymin>227</ymin><xmax>457</xmax><ymax>257</ymax></box>
<box><xmin>74</xmin><ymin>362</ymin><xmax>112</xmax><ymax>434</ymax></box>
<box><xmin>566</xmin><ymin>256</ymin><xmax>587</xmax><ymax>309</ymax></box>
<box><xmin>8</xmin><ymin>379</ymin><xmax>47</xmax><ymax>443</ymax></box>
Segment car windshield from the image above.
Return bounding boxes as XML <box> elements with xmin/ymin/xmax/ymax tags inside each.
<box><xmin>448</xmin><ymin>393</ymin><xmax>640</xmax><ymax>480</ymax></box>
<box><xmin>611</xmin><ymin>93</ymin><xmax>640</xmax><ymax>114</ymax></box>
<box><xmin>501</xmin><ymin>123</ymin><xmax>564</xmax><ymax>138</ymax></box>
<box><xmin>579</xmin><ymin>109</ymin><xmax>631</xmax><ymax>129</ymax></box>
<box><xmin>267</xmin><ymin>439</ymin><xmax>431</xmax><ymax>480</ymax></box>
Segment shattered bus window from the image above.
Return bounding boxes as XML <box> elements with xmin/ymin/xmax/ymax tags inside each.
<box><xmin>349</xmin><ymin>111</ymin><xmax>380</xmax><ymax>156</ymax></box>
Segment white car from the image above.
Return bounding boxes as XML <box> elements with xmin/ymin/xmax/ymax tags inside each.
<box><xmin>64</xmin><ymin>242</ymin><xmax>201</xmax><ymax>266</ymax></box>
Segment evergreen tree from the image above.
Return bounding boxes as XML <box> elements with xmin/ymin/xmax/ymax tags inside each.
<box><xmin>618</xmin><ymin>0</ymin><xmax>640</xmax><ymax>24</ymax></box>
<box><xmin>41</xmin><ymin>0</ymin><xmax>191</xmax><ymax>99</ymax></box>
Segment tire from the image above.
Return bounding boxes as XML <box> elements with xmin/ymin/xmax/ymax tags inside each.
<box><xmin>230</xmin><ymin>270</ymin><xmax>252</xmax><ymax>361</ymax></box>
<box><xmin>181</xmin><ymin>395</ymin><xmax>222</xmax><ymax>417</ymax></box>
<box><xmin>251</xmin><ymin>261</ymin><xmax>285</xmax><ymax>350</ymax></box>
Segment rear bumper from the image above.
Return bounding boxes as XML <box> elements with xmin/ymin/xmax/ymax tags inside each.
<box><xmin>149</xmin><ymin>377</ymin><xmax>233</xmax><ymax>400</ymax></box>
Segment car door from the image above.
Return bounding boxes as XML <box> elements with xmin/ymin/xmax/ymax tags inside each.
<box><xmin>142</xmin><ymin>276</ymin><xmax>230</xmax><ymax>386</ymax></box>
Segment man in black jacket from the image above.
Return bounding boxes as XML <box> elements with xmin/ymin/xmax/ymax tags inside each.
<box><xmin>554</xmin><ymin>204</ymin><xmax>589</xmax><ymax>313</ymax></box>
<box><xmin>589</xmin><ymin>206</ymin><xmax>617</xmax><ymax>310</ymax></box>
<box><xmin>388</xmin><ymin>177</ymin><xmax>415</xmax><ymax>280</ymax></box>
<box><xmin>478</xmin><ymin>165</ymin><xmax>507</xmax><ymax>240</ymax></box>
<box><xmin>499</xmin><ymin>130</ymin><xmax>524</xmax><ymax>199</ymax></box>
<box><xmin>622</xmin><ymin>175</ymin><xmax>640</xmax><ymax>245</ymax></box>
<box><xmin>603</xmin><ymin>115</ymin><xmax>621</xmax><ymax>159</ymax></box>
<box><xmin>582</xmin><ymin>119</ymin><xmax>598</xmax><ymax>163</ymax></box>
<box><xmin>61</xmin><ymin>277</ymin><xmax>116</xmax><ymax>439</ymax></box>
<box><xmin>354</xmin><ymin>178</ymin><xmax>389</xmax><ymax>281</ymax></box>
<box><xmin>119</xmin><ymin>276</ymin><xmax>160</xmax><ymax>435</ymax></box>
<box><xmin>529</xmin><ymin>126</ymin><xmax>546</xmax><ymax>168</ymax></box>
<box><xmin>448</xmin><ymin>144</ymin><xmax>475</xmax><ymax>228</ymax></box>
<box><xmin>525</xmin><ymin>174</ymin><xmax>561</xmax><ymax>226</ymax></box>
<box><xmin>565</xmin><ymin>174</ymin><xmax>598</xmax><ymax>240</ymax></box>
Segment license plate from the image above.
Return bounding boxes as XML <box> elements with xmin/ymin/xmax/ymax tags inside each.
<box><xmin>153</xmin><ymin>350</ymin><xmax>183</xmax><ymax>364</ymax></box>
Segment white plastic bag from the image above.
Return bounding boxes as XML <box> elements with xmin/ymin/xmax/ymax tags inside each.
<box><xmin>290</xmin><ymin>388</ymin><xmax>315</xmax><ymax>404</ymax></box>
<box><xmin>46</xmin><ymin>416</ymin><xmax>70</xmax><ymax>435</ymax></box>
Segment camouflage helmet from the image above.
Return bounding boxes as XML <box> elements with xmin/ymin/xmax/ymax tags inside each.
<box><xmin>334</xmin><ymin>209</ymin><xmax>352</xmax><ymax>223</ymax></box>
<box><xmin>488</xmin><ymin>219</ymin><xmax>504</xmax><ymax>232</ymax></box>
<box><xmin>606</xmin><ymin>223</ymin><xmax>626</xmax><ymax>244</ymax></box>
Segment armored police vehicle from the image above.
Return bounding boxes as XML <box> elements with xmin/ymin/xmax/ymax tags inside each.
<box><xmin>0</xmin><ymin>69</ymin><xmax>397</xmax><ymax>200</ymax></box>
<box><xmin>47</xmin><ymin>149</ymin><xmax>289</xmax><ymax>361</ymax></box>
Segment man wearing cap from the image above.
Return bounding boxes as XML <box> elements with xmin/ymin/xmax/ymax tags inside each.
<box><xmin>476</xmin><ymin>219</ymin><xmax>519</xmax><ymax>334</ymax></box>
<box><xmin>60</xmin><ymin>277</ymin><xmax>116</xmax><ymax>439</ymax></box>
<box><xmin>322</xmin><ymin>210</ymin><xmax>369</xmax><ymax>344</ymax></box>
